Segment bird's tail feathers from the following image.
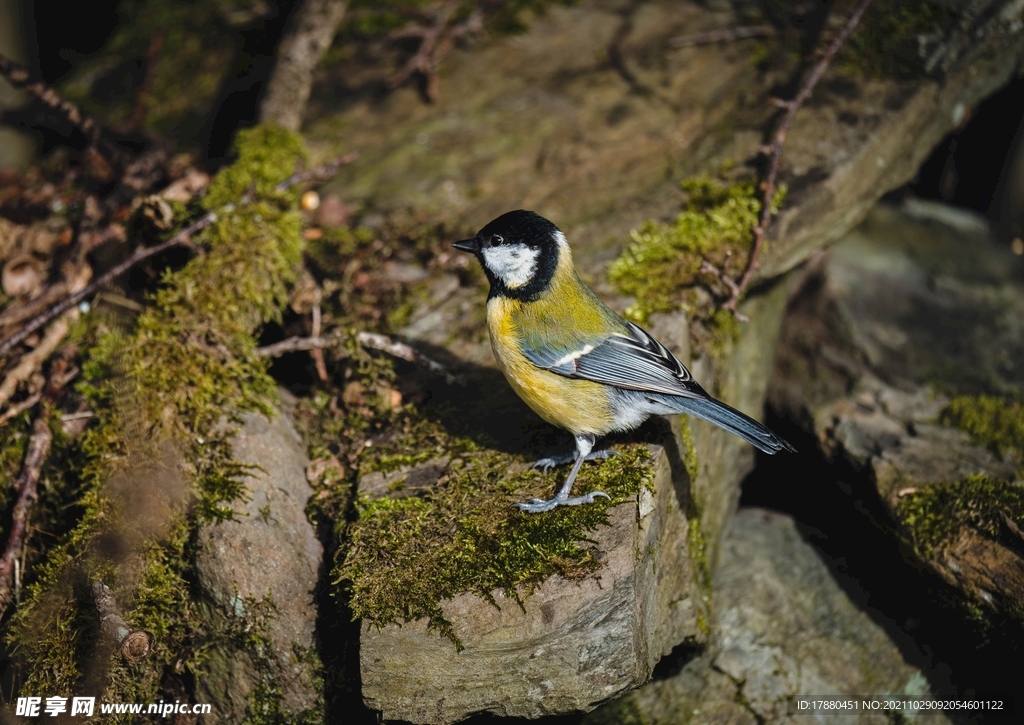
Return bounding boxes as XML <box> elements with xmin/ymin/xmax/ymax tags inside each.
<box><xmin>664</xmin><ymin>395</ymin><xmax>796</xmax><ymax>455</ymax></box>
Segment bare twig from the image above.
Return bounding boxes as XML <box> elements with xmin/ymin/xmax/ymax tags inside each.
<box><xmin>92</xmin><ymin>580</ymin><xmax>154</xmax><ymax>663</ymax></box>
<box><xmin>388</xmin><ymin>2</ymin><xmax>461</xmax><ymax>102</ymax></box>
<box><xmin>310</xmin><ymin>303</ymin><xmax>329</xmax><ymax>382</ymax></box>
<box><xmin>0</xmin><ymin>52</ymin><xmax>102</xmax><ymax>147</ymax></box>
<box><xmin>0</xmin><ymin>280</ymin><xmax>70</xmax><ymax>332</ymax></box>
<box><xmin>275</xmin><ymin>151</ymin><xmax>359</xmax><ymax>191</ymax></box>
<box><xmin>699</xmin><ymin>257</ymin><xmax>748</xmax><ymax>320</ymax></box>
<box><xmin>255</xmin><ymin>329</ymin><xmax>344</xmax><ymax>357</ymax></box>
<box><xmin>256</xmin><ymin>330</ymin><xmax>461</xmax><ymax>384</ymax></box>
<box><xmin>0</xmin><ymin>354</ymin><xmax>72</xmax><ymax>619</ymax></box>
<box><xmin>0</xmin><ymin>265</ymin><xmax>91</xmax><ymax>405</ymax></box>
<box><xmin>669</xmin><ymin>25</ymin><xmax>776</xmax><ymax>48</ymax></box>
<box><xmin>0</xmin><ymin>392</ymin><xmax>42</xmax><ymax>427</ymax></box>
<box><xmin>719</xmin><ymin>0</ymin><xmax>873</xmax><ymax>316</ymax></box>
<box><xmin>126</xmin><ymin>35</ymin><xmax>165</xmax><ymax>131</ymax></box>
<box><xmin>387</xmin><ymin>2</ymin><xmax>483</xmax><ymax>101</ymax></box>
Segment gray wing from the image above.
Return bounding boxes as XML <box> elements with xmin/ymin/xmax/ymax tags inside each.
<box><xmin>523</xmin><ymin>320</ymin><xmax>706</xmax><ymax>399</ymax></box>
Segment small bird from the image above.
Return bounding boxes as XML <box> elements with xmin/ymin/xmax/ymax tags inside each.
<box><xmin>453</xmin><ymin>210</ymin><xmax>794</xmax><ymax>513</ymax></box>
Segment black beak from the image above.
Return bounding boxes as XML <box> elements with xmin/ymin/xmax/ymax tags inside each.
<box><xmin>452</xmin><ymin>237</ymin><xmax>480</xmax><ymax>253</ymax></box>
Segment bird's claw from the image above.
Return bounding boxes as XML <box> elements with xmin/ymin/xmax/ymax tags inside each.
<box><xmin>531</xmin><ymin>449</ymin><xmax>620</xmax><ymax>472</ymax></box>
<box><xmin>513</xmin><ymin>490</ymin><xmax>611</xmax><ymax>514</ymax></box>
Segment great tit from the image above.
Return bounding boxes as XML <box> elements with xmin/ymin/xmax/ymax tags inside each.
<box><xmin>453</xmin><ymin>210</ymin><xmax>794</xmax><ymax>513</ymax></box>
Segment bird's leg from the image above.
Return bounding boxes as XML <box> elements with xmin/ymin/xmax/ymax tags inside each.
<box><xmin>531</xmin><ymin>448</ymin><xmax>620</xmax><ymax>472</ymax></box>
<box><xmin>515</xmin><ymin>433</ymin><xmax>611</xmax><ymax>513</ymax></box>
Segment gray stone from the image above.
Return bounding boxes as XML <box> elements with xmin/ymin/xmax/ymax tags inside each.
<box><xmin>194</xmin><ymin>404</ymin><xmax>323</xmax><ymax>722</ymax></box>
<box><xmin>361</xmin><ymin>432</ymin><xmax>706</xmax><ymax>723</ymax></box>
<box><xmin>586</xmin><ymin>509</ymin><xmax>954</xmax><ymax>725</ymax></box>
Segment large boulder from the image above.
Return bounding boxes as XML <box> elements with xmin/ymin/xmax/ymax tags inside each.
<box><xmin>195</xmin><ymin>405</ymin><xmax>324</xmax><ymax>722</ymax></box>
<box><xmin>586</xmin><ymin>508</ymin><xmax>955</xmax><ymax>725</ymax></box>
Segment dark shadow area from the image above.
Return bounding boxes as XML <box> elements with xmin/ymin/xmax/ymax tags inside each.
<box><xmin>650</xmin><ymin>639</ymin><xmax>704</xmax><ymax>681</ymax></box>
<box><xmin>201</xmin><ymin>1</ymin><xmax>299</xmax><ymax>164</ymax></box>
<box><xmin>909</xmin><ymin>73</ymin><xmax>1024</xmax><ymax>219</ymax></box>
<box><xmin>742</xmin><ymin>410</ymin><xmax>1021</xmax><ymax>724</ymax></box>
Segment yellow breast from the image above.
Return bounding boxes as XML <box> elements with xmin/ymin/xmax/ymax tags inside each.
<box><xmin>486</xmin><ymin>296</ymin><xmax>616</xmax><ymax>436</ymax></box>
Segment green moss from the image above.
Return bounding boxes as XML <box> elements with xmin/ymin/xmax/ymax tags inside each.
<box><xmin>940</xmin><ymin>394</ymin><xmax>1024</xmax><ymax>461</ymax></box>
<box><xmin>338</xmin><ymin>436</ymin><xmax>651</xmax><ymax>648</ymax></box>
<box><xmin>7</xmin><ymin>124</ymin><xmax>313</xmax><ymax>708</ymax></box>
<box><xmin>608</xmin><ymin>175</ymin><xmax>784</xmax><ymax>334</ymax></box>
<box><xmin>899</xmin><ymin>473</ymin><xmax>1024</xmax><ymax>557</ymax></box>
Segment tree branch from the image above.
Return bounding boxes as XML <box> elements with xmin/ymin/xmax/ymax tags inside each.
<box><xmin>718</xmin><ymin>0</ymin><xmax>873</xmax><ymax>316</ymax></box>
<box><xmin>0</xmin><ymin>353</ymin><xmax>73</xmax><ymax>619</ymax></box>
<box><xmin>0</xmin><ymin>52</ymin><xmax>101</xmax><ymax>147</ymax></box>
<box><xmin>256</xmin><ymin>330</ymin><xmax>461</xmax><ymax>384</ymax></box>
<box><xmin>258</xmin><ymin>0</ymin><xmax>349</xmax><ymax>131</ymax></box>
<box><xmin>668</xmin><ymin>25</ymin><xmax>776</xmax><ymax>48</ymax></box>
<box><xmin>92</xmin><ymin>580</ymin><xmax>154</xmax><ymax>663</ymax></box>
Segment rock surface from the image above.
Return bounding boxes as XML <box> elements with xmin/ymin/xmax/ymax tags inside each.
<box><xmin>585</xmin><ymin>508</ymin><xmax>955</xmax><ymax>725</ymax></box>
<box><xmin>361</xmin><ymin>428</ymin><xmax>705</xmax><ymax>723</ymax></box>
<box><xmin>195</xmin><ymin>405</ymin><xmax>324</xmax><ymax>722</ymax></box>
<box><xmin>308</xmin><ymin>0</ymin><xmax>1024</xmax><ymax>291</ymax></box>
<box><xmin>770</xmin><ymin>200</ymin><xmax>1024</xmax><ymax>626</ymax></box>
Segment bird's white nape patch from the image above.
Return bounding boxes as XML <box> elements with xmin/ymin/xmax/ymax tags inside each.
<box><xmin>481</xmin><ymin>244</ymin><xmax>540</xmax><ymax>288</ymax></box>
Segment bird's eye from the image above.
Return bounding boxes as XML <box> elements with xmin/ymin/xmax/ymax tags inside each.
<box><xmin>490</xmin><ymin>234</ymin><xmax>504</xmax><ymax>246</ymax></box>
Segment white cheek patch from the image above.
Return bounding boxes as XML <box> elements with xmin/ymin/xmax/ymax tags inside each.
<box><xmin>481</xmin><ymin>245</ymin><xmax>540</xmax><ymax>289</ymax></box>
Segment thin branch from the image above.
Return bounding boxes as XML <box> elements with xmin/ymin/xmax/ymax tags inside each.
<box><xmin>0</xmin><ymin>392</ymin><xmax>42</xmax><ymax>427</ymax></box>
<box><xmin>0</xmin><ymin>265</ymin><xmax>91</xmax><ymax>405</ymax></box>
<box><xmin>720</xmin><ymin>0</ymin><xmax>873</xmax><ymax>316</ymax></box>
<box><xmin>388</xmin><ymin>2</ymin><xmax>459</xmax><ymax>102</ymax></box>
<box><xmin>255</xmin><ymin>329</ymin><xmax>344</xmax><ymax>357</ymax></box>
<box><xmin>669</xmin><ymin>25</ymin><xmax>776</xmax><ymax>48</ymax></box>
<box><xmin>0</xmin><ymin>354</ymin><xmax>72</xmax><ymax>619</ymax></box>
<box><xmin>92</xmin><ymin>580</ymin><xmax>154</xmax><ymax>663</ymax></box>
<box><xmin>275</xmin><ymin>151</ymin><xmax>359</xmax><ymax>191</ymax></box>
<box><xmin>357</xmin><ymin>331</ymin><xmax>461</xmax><ymax>385</ymax></box>
<box><xmin>256</xmin><ymin>330</ymin><xmax>461</xmax><ymax>384</ymax></box>
<box><xmin>310</xmin><ymin>303</ymin><xmax>329</xmax><ymax>382</ymax></box>
<box><xmin>0</xmin><ymin>279</ymin><xmax>70</xmax><ymax>331</ymax></box>
<box><xmin>699</xmin><ymin>256</ymin><xmax>749</xmax><ymax>321</ymax></box>
<box><xmin>126</xmin><ymin>35</ymin><xmax>165</xmax><ymax>131</ymax></box>
<box><xmin>0</xmin><ymin>52</ymin><xmax>101</xmax><ymax>147</ymax></box>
